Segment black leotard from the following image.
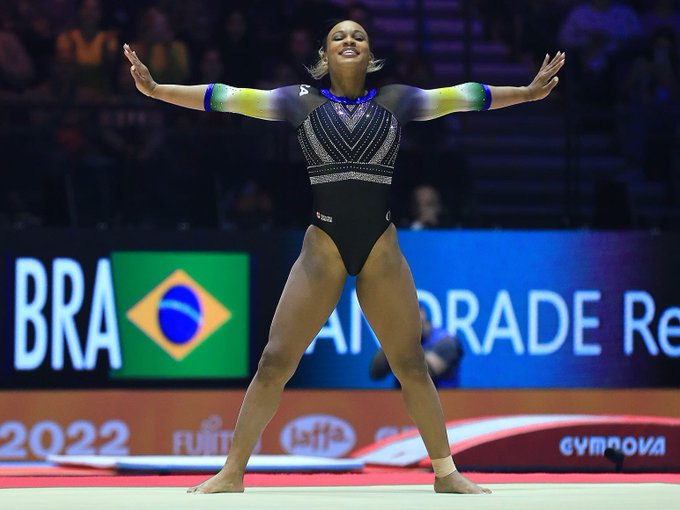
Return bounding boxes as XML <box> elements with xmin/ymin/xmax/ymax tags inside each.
<box><xmin>205</xmin><ymin>82</ymin><xmax>491</xmax><ymax>275</ymax></box>
<box><xmin>292</xmin><ymin>86</ymin><xmax>406</xmax><ymax>275</ymax></box>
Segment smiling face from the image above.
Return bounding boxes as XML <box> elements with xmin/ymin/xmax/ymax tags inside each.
<box><xmin>324</xmin><ymin>20</ymin><xmax>372</xmax><ymax>78</ymax></box>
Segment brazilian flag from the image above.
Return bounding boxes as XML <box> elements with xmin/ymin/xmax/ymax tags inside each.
<box><xmin>110</xmin><ymin>252</ymin><xmax>249</xmax><ymax>379</ymax></box>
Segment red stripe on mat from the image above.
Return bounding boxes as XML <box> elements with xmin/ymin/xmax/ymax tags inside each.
<box><xmin>1</xmin><ymin>472</ymin><xmax>679</xmax><ymax>488</ymax></box>
<box><xmin>0</xmin><ymin>467</ymin><xmax>116</xmax><ymax>477</ymax></box>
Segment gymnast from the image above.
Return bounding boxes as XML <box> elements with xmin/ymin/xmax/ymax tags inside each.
<box><xmin>123</xmin><ymin>19</ymin><xmax>564</xmax><ymax>494</ymax></box>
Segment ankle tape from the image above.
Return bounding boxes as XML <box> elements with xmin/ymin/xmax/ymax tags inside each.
<box><xmin>432</xmin><ymin>456</ymin><xmax>457</xmax><ymax>478</ymax></box>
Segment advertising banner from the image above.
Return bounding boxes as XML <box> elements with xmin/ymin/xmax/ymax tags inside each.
<box><xmin>356</xmin><ymin>414</ymin><xmax>680</xmax><ymax>472</ymax></box>
<box><xmin>291</xmin><ymin>231</ymin><xmax>680</xmax><ymax>388</ymax></box>
<box><xmin>0</xmin><ymin>230</ymin><xmax>301</xmax><ymax>388</ymax></box>
<box><xmin>1</xmin><ymin>389</ymin><xmax>678</xmax><ymax>462</ymax></box>
<box><xmin>2</xmin><ymin>230</ymin><xmax>680</xmax><ymax>389</ymax></box>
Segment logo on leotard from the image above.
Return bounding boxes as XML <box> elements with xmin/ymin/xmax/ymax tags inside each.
<box><xmin>316</xmin><ymin>211</ymin><xmax>333</xmax><ymax>223</ymax></box>
<box><xmin>386</xmin><ymin>210</ymin><xmax>391</xmax><ymax>221</ymax></box>
<box><xmin>299</xmin><ymin>85</ymin><xmax>310</xmax><ymax>96</ymax></box>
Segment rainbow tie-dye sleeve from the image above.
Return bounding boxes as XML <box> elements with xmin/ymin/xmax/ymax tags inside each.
<box><xmin>412</xmin><ymin>83</ymin><xmax>492</xmax><ymax>121</ymax></box>
<box><xmin>203</xmin><ymin>83</ymin><xmax>285</xmax><ymax>121</ymax></box>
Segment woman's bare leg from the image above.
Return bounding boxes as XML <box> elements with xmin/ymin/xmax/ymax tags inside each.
<box><xmin>356</xmin><ymin>225</ymin><xmax>490</xmax><ymax>494</ymax></box>
<box><xmin>188</xmin><ymin>226</ymin><xmax>348</xmax><ymax>493</ymax></box>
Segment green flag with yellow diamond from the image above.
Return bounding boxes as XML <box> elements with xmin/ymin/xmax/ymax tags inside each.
<box><xmin>110</xmin><ymin>252</ymin><xmax>249</xmax><ymax>379</ymax></box>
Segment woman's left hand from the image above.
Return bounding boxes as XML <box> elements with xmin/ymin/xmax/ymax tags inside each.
<box><xmin>527</xmin><ymin>51</ymin><xmax>566</xmax><ymax>101</ymax></box>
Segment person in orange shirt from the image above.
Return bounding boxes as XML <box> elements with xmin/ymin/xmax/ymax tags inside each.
<box><xmin>56</xmin><ymin>0</ymin><xmax>117</xmax><ymax>95</ymax></box>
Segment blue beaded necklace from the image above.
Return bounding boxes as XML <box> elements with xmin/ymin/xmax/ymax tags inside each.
<box><xmin>320</xmin><ymin>88</ymin><xmax>377</xmax><ymax>105</ymax></box>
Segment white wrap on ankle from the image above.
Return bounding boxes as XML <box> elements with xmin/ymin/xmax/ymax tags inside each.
<box><xmin>431</xmin><ymin>456</ymin><xmax>457</xmax><ymax>478</ymax></box>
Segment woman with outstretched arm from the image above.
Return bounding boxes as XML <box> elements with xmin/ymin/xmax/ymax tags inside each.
<box><xmin>123</xmin><ymin>19</ymin><xmax>564</xmax><ymax>495</ymax></box>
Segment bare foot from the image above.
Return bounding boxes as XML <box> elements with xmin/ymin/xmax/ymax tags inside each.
<box><xmin>187</xmin><ymin>470</ymin><xmax>244</xmax><ymax>494</ymax></box>
<box><xmin>433</xmin><ymin>471</ymin><xmax>492</xmax><ymax>494</ymax></box>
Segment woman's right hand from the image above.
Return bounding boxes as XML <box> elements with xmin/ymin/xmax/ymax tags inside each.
<box><xmin>123</xmin><ymin>43</ymin><xmax>157</xmax><ymax>97</ymax></box>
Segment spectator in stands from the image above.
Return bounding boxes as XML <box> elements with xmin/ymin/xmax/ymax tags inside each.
<box><xmin>0</xmin><ymin>20</ymin><xmax>35</xmax><ymax>91</ymax></box>
<box><xmin>559</xmin><ymin>0</ymin><xmax>641</xmax><ymax>73</ymax></box>
<box><xmin>97</xmin><ymin>61</ymin><xmax>167</xmax><ymax>225</ymax></box>
<box><xmin>175</xmin><ymin>1</ymin><xmax>218</xmax><ymax>82</ymax></box>
<box><xmin>473</xmin><ymin>1</ymin><xmax>577</xmax><ymax>63</ymax></box>
<box><xmin>56</xmin><ymin>0</ymin><xmax>118</xmax><ymax>95</ymax></box>
<box><xmin>18</xmin><ymin>0</ymin><xmax>77</xmax><ymax>36</ymax></box>
<box><xmin>14</xmin><ymin>0</ymin><xmax>76</xmax><ymax>85</ymax></box>
<box><xmin>0</xmin><ymin>6</ymin><xmax>40</xmax><ymax>226</ymax></box>
<box><xmin>286</xmin><ymin>26</ymin><xmax>317</xmax><ymax>82</ymax></box>
<box><xmin>24</xmin><ymin>53</ymin><xmax>83</xmax><ymax>181</ymax></box>
<box><xmin>640</xmin><ymin>0</ymin><xmax>680</xmax><ymax>40</ymax></box>
<box><xmin>23</xmin><ymin>49</ymin><xmax>99</xmax><ymax>227</ymax></box>
<box><xmin>559</xmin><ymin>0</ymin><xmax>641</xmax><ymax>107</ymax></box>
<box><xmin>387</xmin><ymin>48</ymin><xmax>469</xmax><ymax>227</ymax></box>
<box><xmin>621</xmin><ymin>28</ymin><xmax>680</xmax><ymax>189</ymax></box>
<box><xmin>477</xmin><ymin>0</ymin><xmax>519</xmax><ymax>55</ymax></box>
<box><xmin>216</xmin><ymin>9</ymin><xmax>260</xmax><ymax>86</ymax></box>
<box><xmin>133</xmin><ymin>6</ymin><xmax>189</xmax><ymax>85</ymax></box>
<box><xmin>200</xmin><ymin>48</ymin><xmax>225</xmax><ymax>84</ymax></box>
<box><xmin>409</xmin><ymin>184</ymin><xmax>449</xmax><ymax>230</ymax></box>
<box><xmin>256</xmin><ymin>61</ymin><xmax>298</xmax><ymax>89</ymax></box>
<box><xmin>347</xmin><ymin>2</ymin><xmax>375</xmax><ymax>35</ymax></box>
<box><xmin>370</xmin><ymin>306</ymin><xmax>464</xmax><ymax>388</ymax></box>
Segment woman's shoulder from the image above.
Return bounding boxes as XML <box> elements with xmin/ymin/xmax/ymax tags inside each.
<box><xmin>275</xmin><ymin>84</ymin><xmax>320</xmax><ymax>96</ymax></box>
<box><xmin>375</xmin><ymin>85</ymin><xmax>423</xmax><ymax>124</ymax></box>
<box><xmin>377</xmin><ymin>84</ymin><xmax>422</xmax><ymax>102</ymax></box>
<box><xmin>272</xmin><ymin>84</ymin><xmax>326</xmax><ymax>127</ymax></box>
<box><xmin>379</xmin><ymin>83</ymin><xmax>414</xmax><ymax>90</ymax></box>
<box><xmin>378</xmin><ymin>83</ymin><xmax>421</xmax><ymax>95</ymax></box>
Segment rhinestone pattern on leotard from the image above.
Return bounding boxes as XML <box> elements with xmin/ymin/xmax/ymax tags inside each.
<box><xmin>297</xmin><ymin>95</ymin><xmax>401</xmax><ymax>186</ymax></box>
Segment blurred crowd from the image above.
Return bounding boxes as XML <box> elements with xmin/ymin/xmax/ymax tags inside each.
<box><xmin>477</xmin><ymin>0</ymin><xmax>680</xmax><ymax>224</ymax></box>
<box><xmin>0</xmin><ymin>0</ymin><xmax>678</xmax><ymax>229</ymax></box>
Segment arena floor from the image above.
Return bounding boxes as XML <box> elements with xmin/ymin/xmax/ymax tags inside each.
<box><xmin>1</xmin><ymin>469</ymin><xmax>679</xmax><ymax>510</ymax></box>
<box><xmin>2</xmin><ymin>483</ymin><xmax>680</xmax><ymax>510</ymax></box>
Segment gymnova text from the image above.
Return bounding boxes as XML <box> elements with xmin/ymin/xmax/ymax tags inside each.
<box><xmin>559</xmin><ymin>435</ymin><xmax>666</xmax><ymax>457</ymax></box>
